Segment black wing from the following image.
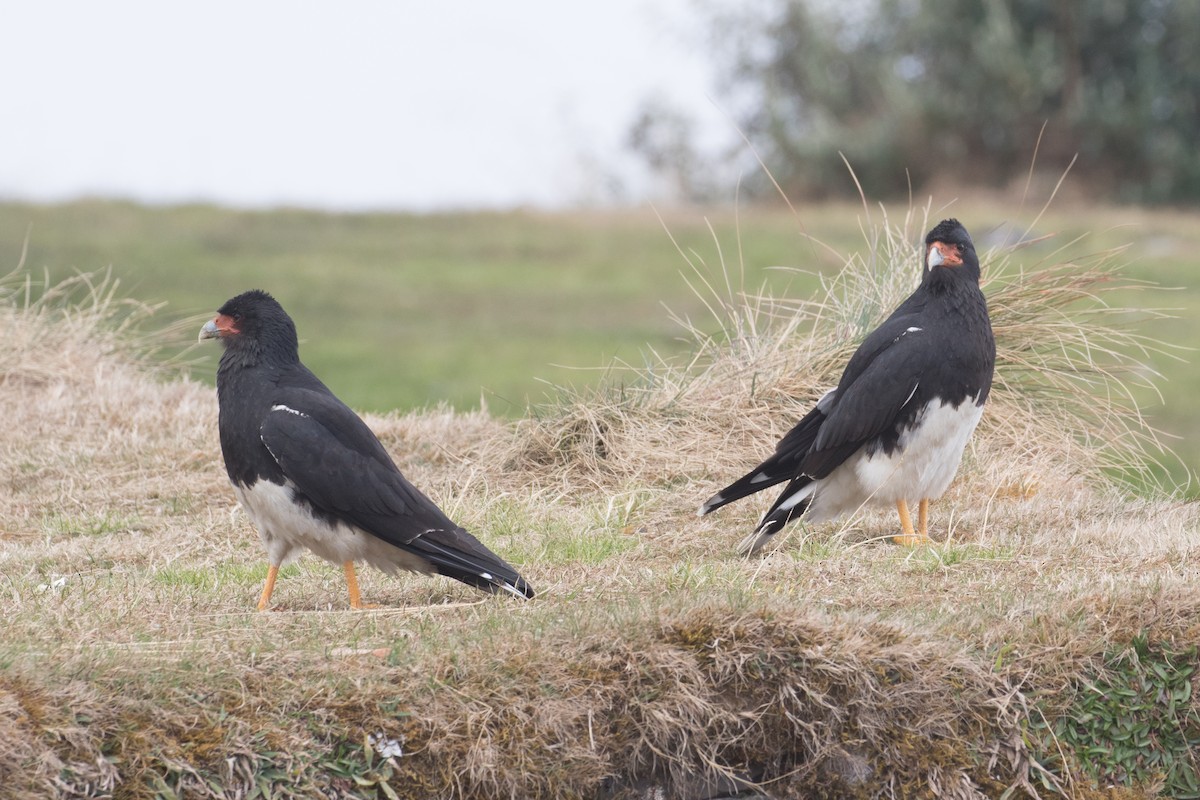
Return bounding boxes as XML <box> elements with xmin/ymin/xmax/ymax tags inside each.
<box><xmin>799</xmin><ymin>315</ymin><xmax>929</xmax><ymax>472</ymax></box>
<box><xmin>701</xmin><ymin>310</ymin><xmax>929</xmax><ymax>515</ymax></box>
<box><xmin>699</xmin><ymin>393</ymin><xmax>832</xmax><ymax>515</ymax></box>
<box><xmin>259</xmin><ymin>392</ymin><xmax>533</xmax><ymax>598</ymax></box>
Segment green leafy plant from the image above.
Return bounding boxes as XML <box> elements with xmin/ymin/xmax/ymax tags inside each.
<box><xmin>322</xmin><ymin>734</ymin><xmax>402</xmax><ymax>800</ymax></box>
<box><xmin>1033</xmin><ymin>635</ymin><xmax>1200</xmax><ymax>797</ymax></box>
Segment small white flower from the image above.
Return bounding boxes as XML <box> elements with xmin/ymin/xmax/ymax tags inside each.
<box><xmin>36</xmin><ymin>576</ymin><xmax>67</xmax><ymax>594</ymax></box>
<box><xmin>368</xmin><ymin>732</ymin><xmax>403</xmax><ymax>759</ymax></box>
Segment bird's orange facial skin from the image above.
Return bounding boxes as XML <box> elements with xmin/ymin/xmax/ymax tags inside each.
<box><xmin>212</xmin><ymin>313</ymin><xmax>240</xmax><ymax>336</ymax></box>
<box><xmin>930</xmin><ymin>240</ymin><xmax>963</xmax><ymax>267</ymax></box>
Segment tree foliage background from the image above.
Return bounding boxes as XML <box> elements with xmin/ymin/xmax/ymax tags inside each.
<box><xmin>630</xmin><ymin>0</ymin><xmax>1200</xmax><ymax>203</ymax></box>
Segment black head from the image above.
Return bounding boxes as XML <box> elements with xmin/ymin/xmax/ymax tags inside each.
<box><xmin>199</xmin><ymin>289</ymin><xmax>299</xmax><ymax>366</ymax></box>
<box><xmin>922</xmin><ymin>218</ymin><xmax>980</xmax><ymax>283</ymax></box>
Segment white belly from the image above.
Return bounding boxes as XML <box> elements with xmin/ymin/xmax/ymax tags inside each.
<box><xmin>233</xmin><ymin>480</ymin><xmax>431</xmax><ymax>574</ymax></box>
<box><xmin>807</xmin><ymin>396</ymin><xmax>984</xmax><ymax>520</ymax></box>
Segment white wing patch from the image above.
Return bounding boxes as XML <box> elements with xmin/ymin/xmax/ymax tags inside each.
<box><xmin>260</xmin><ymin>434</ymin><xmax>281</xmax><ymax>464</ymax></box>
<box><xmin>774</xmin><ymin>479</ymin><xmax>817</xmax><ymax>513</ymax></box>
<box><xmin>891</xmin><ymin>326</ymin><xmax>923</xmax><ymax>346</ymax></box>
<box><xmin>261</xmin><ymin>405</ymin><xmax>309</xmax><ymax>465</ymax></box>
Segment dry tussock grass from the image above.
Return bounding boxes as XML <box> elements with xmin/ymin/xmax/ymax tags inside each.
<box><xmin>494</xmin><ymin>204</ymin><xmax>1177</xmax><ymax>502</ymax></box>
<box><xmin>0</xmin><ymin>213</ymin><xmax>1197</xmax><ymax>800</ymax></box>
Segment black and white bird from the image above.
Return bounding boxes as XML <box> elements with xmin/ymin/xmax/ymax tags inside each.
<box><xmin>200</xmin><ymin>290</ymin><xmax>534</xmax><ymax>609</ymax></box>
<box><xmin>699</xmin><ymin>219</ymin><xmax>995</xmax><ymax>554</ymax></box>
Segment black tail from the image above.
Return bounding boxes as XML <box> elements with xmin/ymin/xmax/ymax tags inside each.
<box><xmin>738</xmin><ymin>476</ymin><xmax>816</xmax><ymax>555</ymax></box>
<box><xmin>698</xmin><ymin>457</ymin><xmax>793</xmax><ymax>516</ymax></box>
<box><xmin>407</xmin><ymin>528</ymin><xmax>535</xmax><ymax>599</ymax></box>
<box><xmin>699</xmin><ymin>402</ymin><xmax>829</xmax><ymax>517</ymax></box>
<box><xmin>758</xmin><ymin>477</ymin><xmax>817</xmax><ymax>535</ymax></box>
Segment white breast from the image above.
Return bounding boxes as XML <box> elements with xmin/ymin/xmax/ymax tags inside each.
<box><xmin>806</xmin><ymin>395</ymin><xmax>985</xmax><ymax>520</ymax></box>
<box><xmin>233</xmin><ymin>479</ymin><xmax>431</xmax><ymax>575</ymax></box>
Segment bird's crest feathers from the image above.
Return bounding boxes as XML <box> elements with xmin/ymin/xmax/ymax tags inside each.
<box><xmin>925</xmin><ymin>218</ymin><xmax>973</xmax><ymax>247</ymax></box>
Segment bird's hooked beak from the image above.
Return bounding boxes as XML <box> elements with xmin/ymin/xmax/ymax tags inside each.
<box><xmin>927</xmin><ymin>240</ymin><xmax>963</xmax><ymax>269</ymax></box>
<box><xmin>199</xmin><ymin>313</ymin><xmax>238</xmax><ymax>343</ymax></box>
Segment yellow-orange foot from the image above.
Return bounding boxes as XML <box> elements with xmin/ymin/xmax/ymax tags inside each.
<box><xmin>891</xmin><ymin>499</ymin><xmax>932</xmax><ymax>546</ymax></box>
<box><xmin>344</xmin><ymin>562</ymin><xmax>380</xmax><ymax>610</ymax></box>
<box><xmin>256</xmin><ymin>564</ymin><xmax>280</xmax><ymax>611</ymax></box>
<box><xmin>892</xmin><ymin>496</ymin><xmax>936</xmax><ymax>546</ymax></box>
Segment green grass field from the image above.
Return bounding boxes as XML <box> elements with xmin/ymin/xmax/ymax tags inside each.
<box><xmin>1</xmin><ymin>197</ymin><xmax>1195</xmax><ymax>484</ymax></box>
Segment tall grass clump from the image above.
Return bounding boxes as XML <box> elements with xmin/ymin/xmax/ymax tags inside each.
<box><xmin>499</xmin><ymin>203</ymin><xmax>1180</xmax><ymax>505</ymax></box>
<box><xmin>0</xmin><ymin>265</ymin><xmax>161</xmax><ymax>386</ymax></box>
<box><xmin>0</xmin><ymin>264</ymin><xmax>222</xmax><ymax>561</ymax></box>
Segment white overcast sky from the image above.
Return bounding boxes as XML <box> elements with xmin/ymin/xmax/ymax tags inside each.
<box><xmin>2</xmin><ymin>1</ymin><xmax>738</xmax><ymax>211</ymax></box>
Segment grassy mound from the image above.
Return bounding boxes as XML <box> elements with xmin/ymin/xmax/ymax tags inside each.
<box><xmin>499</xmin><ymin>206</ymin><xmax>1175</xmax><ymax>497</ymax></box>
<box><xmin>0</xmin><ymin>212</ymin><xmax>1196</xmax><ymax>799</ymax></box>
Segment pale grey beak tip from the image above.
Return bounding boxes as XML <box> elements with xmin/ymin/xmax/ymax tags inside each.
<box><xmin>199</xmin><ymin>319</ymin><xmax>220</xmax><ymax>343</ymax></box>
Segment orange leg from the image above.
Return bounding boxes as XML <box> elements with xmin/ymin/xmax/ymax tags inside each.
<box><xmin>918</xmin><ymin>498</ymin><xmax>929</xmax><ymax>540</ymax></box>
<box><xmin>892</xmin><ymin>499</ymin><xmax>930</xmax><ymax>546</ymax></box>
<box><xmin>344</xmin><ymin>561</ymin><xmax>377</xmax><ymax>609</ymax></box>
<box><xmin>257</xmin><ymin>564</ymin><xmax>279</xmax><ymax>611</ymax></box>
